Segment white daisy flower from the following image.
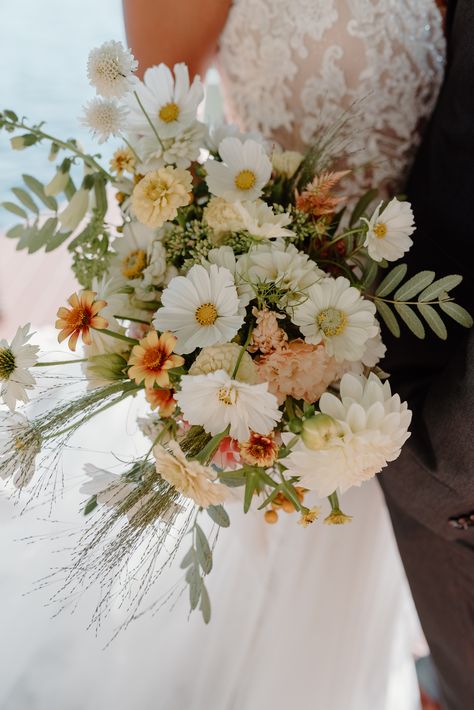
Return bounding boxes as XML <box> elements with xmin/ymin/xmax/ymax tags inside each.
<box><xmin>234</xmin><ymin>200</ymin><xmax>294</xmax><ymax>240</ymax></box>
<box><xmin>81</xmin><ymin>98</ymin><xmax>128</xmax><ymax>144</ymax></box>
<box><xmin>126</xmin><ymin>63</ymin><xmax>204</xmax><ymax>140</ymax></box>
<box><xmin>0</xmin><ymin>325</ymin><xmax>39</xmax><ymax>412</ymax></box>
<box><xmin>109</xmin><ymin>221</ymin><xmax>157</xmax><ymax>286</ymax></box>
<box><xmin>175</xmin><ymin>369</ymin><xmax>282</xmax><ymax>442</ymax></box>
<box><xmin>280</xmin><ymin>372</ymin><xmax>411</xmax><ymax>497</ymax></box>
<box><xmin>87</xmin><ymin>40</ymin><xmax>137</xmax><ymax>98</ymax></box>
<box><xmin>205</xmin><ymin>137</ymin><xmax>272</xmax><ymax>202</ymax></box>
<box><xmin>130</xmin><ymin>120</ymin><xmax>208</xmax><ymax>172</ymax></box>
<box><xmin>362</xmin><ymin>198</ymin><xmax>415</xmax><ymax>262</ymax></box>
<box><xmin>0</xmin><ymin>412</ymin><xmax>40</xmax><ymax>488</ymax></box>
<box><xmin>290</xmin><ymin>276</ymin><xmax>378</xmax><ymax>362</ymax></box>
<box><xmin>153</xmin><ymin>264</ymin><xmax>244</xmax><ymax>355</ymax></box>
<box><xmin>202</xmin><ymin>246</ymin><xmax>253</xmax><ymax>308</ymax></box>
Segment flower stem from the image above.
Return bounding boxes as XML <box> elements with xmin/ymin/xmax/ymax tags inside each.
<box><xmin>120</xmin><ymin>134</ymin><xmax>142</xmax><ymax>165</ymax></box>
<box><xmin>113</xmin><ymin>315</ymin><xmax>151</xmax><ymax>325</ymax></box>
<box><xmin>330</xmin><ymin>227</ymin><xmax>364</xmax><ymax>246</ymax></box>
<box><xmin>133</xmin><ymin>90</ymin><xmax>166</xmax><ymax>151</ymax></box>
<box><xmin>367</xmin><ymin>295</ymin><xmax>454</xmax><ymax>306</ymax></box>
<box><xmin>232</xmin><ymin>323</ymin><xmax>254</xmax><ymax>379</ymax></box>
<box><xmin>34</xmin><ymin>358</ymin><xmax>89</xmax><ymax>367</ymax></box>
<box><xmin>93</xmin><ymin>327</ymin><xmax>139</xmax><ymax>345</ymax></box>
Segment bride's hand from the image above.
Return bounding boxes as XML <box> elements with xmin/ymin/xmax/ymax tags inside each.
<box><xmin>122</xmin><ymin>0</ymin><xmax>232</xmax><ymax>77</ymax></box>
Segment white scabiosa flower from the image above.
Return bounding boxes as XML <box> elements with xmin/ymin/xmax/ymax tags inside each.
<box><xmin>290</xmin><ymin>276</ymin><xmax>378</xmax><ymax>362</ymax></box>
<box><xmin>0</xmin><ymin>412</ymin><xmax>41</xmax><ymax>488</ymax></box>
<box><xmin>280</xmin><ymin>372</ymin><xmax>411</xmax><ymax>497</ymax></box>
<box><xmin>0</xmin><ymin>325</ymin><xmax>39</xmax><ymax>412</ymax></box>
<box><xmin>81</xmin><ymin>98</ymin><xmax>128</xmax><ymax>144</ymax></box>
<box><xmin>126</xmin><ymin>63</ymin><xmax>204</xmax><ymax>140</ymax></box>
<box><xmin>234</xmin><ymin>200</ymin><xmax>294</xmax><ymax>240</ymax></box>
<box><xmin>58</xmin><ymin>188</ymin><xmax>90</xmax><ymax>233</ymax></box>
<box><xmin>175</xmin><ymin>370</ymin><xmax>282</xmax><ymax>442</ymax></box>
<box><xmin>205</xmin><ymin>137</ymin><xmax>272</xmax><ymax>202</ymax></box>
<box><xmin>87</xmin><ymin>40</ymin><xmax>137</xmax><ymax>98</ymax></box>
<box><xmin>362</xmin><ymin>198</ymin><xmax>415</xmax><ymax>262</ymax></box>
<box><xmin>153</xmin><ymin>264</ymin><xmax>244</xmax><ymax>354</ymax></box>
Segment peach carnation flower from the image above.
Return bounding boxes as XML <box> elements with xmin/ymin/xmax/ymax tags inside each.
<box><xmin>256</xmin><ymin>339</ymin><xmax>341</xmax><ymax>405</ymax></box>
<box><xmin>249</xmin><ymin>307</ymin><xmax>288</xmax><ymax>355</ymax></box>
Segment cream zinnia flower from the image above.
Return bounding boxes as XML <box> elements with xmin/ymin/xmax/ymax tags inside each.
<box><xmin>0</xmin><ymin>325</ymin><xmax>39</xmax><ymax>412</ymax></box>
<box><xmin>131</xmin><ymin>167</ymin><xmax>192</xmax><ymax>228</ymax></box>
<box><xmin>176</xmin><ymin>370</ymin><xmax>281</xmax><ymax>442</ymax></box>
<box><xmin>81</xmin><ymin>98</ymin><xmax>128</xmax><ymax>143</ymax></box>
<box><xmin>203</xmin><ymin>196</ymin><xmax>245</xmax><ymax>239</ymax></box>
<box><xmin>153</xmin><ymin>264</ymin><xmax>244</xmax><ymax>355</ymax></box>
<box><xmin>153</xmin><ymin>440</ymin><xmax>227</xmax><ymax>508</ymax></box>
<box><xmin>363</xmin><ymin>198</ymin><xmax>415</xmax><ymax>262</ymax></box>
<box><xmin>290</xmin><ymin>276</ymin><xmax>378</xmax><ymax>362</ymax></box>
<box><xmin>189</xmin><ymin>343</ymin><xmax>259</xmax><ymax>384</ymax></box>
<box><xmin>87</xmin><ymin>40</ymin><xmax>137</xmax><ymax>98</ymax></box>
<box><xmin>205</xmin><ymin>137</ymin><xmax>272</xmax><ymax>202</ymax></box>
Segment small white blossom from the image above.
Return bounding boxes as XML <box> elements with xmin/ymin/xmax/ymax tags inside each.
<box><xmin>81</xmin><ymin>98</ymin><xmax>128</xmax><ymax>143</ymax></box>
<box><xmin>87</xmin><ymin>40</ymin><xmax>137</xmax><ymax>98</ymax></box>
<box><xmin>363</xmin><ymin>198</ymin><xmax>415</xmax><ymax>262</ymax></box>
<box><xmin>0</xmin><ymin>325</ymin><xmax>39</xmax><ymax>412</ymax></box>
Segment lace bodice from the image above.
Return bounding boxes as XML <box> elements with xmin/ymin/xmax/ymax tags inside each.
<box><xmin>217</xmin><ymin>0</ymin><xmax>445</xmax><ymax>196</ymax></box>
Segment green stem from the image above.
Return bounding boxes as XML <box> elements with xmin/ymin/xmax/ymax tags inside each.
<box><xmin>120</xmin><ymin>134</ymin><xmax>142</xmax><ymax>165</ymax></box>
<box><xmin>278</xmin><ymin>470</ymin><xmax>304</xmax><ymax>513</ymax></box>
<box><xmin>330</xmin><ymin>227</ymin><xmax>364</xmax><ymax>247</ymax></box>
<box><xmin>113</xmin><ymin>315</ymin><xmax>151</xmax><ymax>325</ymax></box>
<box><xmin>34</xmin><ymin>358</ymin><xmax>89</xmax><ymax>367</ymax></box>
<box><xmin>317</xmin><ymin>258</ymin><xmax>356</xmax><ymax>282</ymax></box>
<box><xmin>93</xmin><ymin>327</ymin><xmax>139</xmax><ymax>345</ymax></box>
<box><xmin>368</xmin><ymin>295</ymin><xmax>454</xmax><ymax>306</ymax></box>
<box><xmin>328</xmin><ymin>491</ymin><xmax>340</xmax><ymax>511</ymax></box>
<box><xmin>133</xmin><ymin>91</ymin><xmax>166</xmax><ymax>151</ymax></box>
<box><xmin>231</xmin><ymin>322</ymin><xmax>254</xmax><ymax>379</ymax></box>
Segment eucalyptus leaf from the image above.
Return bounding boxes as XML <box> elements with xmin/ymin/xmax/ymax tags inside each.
<box><xmin>375</xmin><ymin>300</ymin><xmax>400</xmax><ymax>337</ymax></box>
<box><xmin>417</xmin><ymin>303</ymin><xmax>447</xmax><ymax>340</ymax></box>
<box><xmin>418</xmin><ymin>275</ymin><xmax>463</xmax><ymax>302</ymax></box>
<box><xmin>2</xmin><ymin>201</ymin><xmax>27</xmax><ymax>219</ymax></box>
<box><xmin>394</xmin><ymin>271</ymin><xmax>435</xmax><ymax>301</ymax></box>
<box><xmin>45</xmin><ymin>229</ymin><xmax>71</xmax><ymax>252</ymax></box>
<box><xmin>439</xmin><ymin>301</ymin><xmax>473</xmax><ymax>328</ymax></box>
<box><xmin>11</xmin><ymin>187</ymin><xmax>38</xmax><ymax>214</ymax></box>
<box><xmin>6</xmin><ymin>224</ymin><xmax>25</xmax><ymax>239</ymax></box>
<box><xmin>188</xmin><ymin>566</ymin><xmax>202</xmax><ymax>610</ymax></box>
<box><xmin>180</xmin><ymin>548</ymin><xmax>194</xmax><ymax>569</ymax></box>
<box><xmin>375</xmin><ymin>264</ymin><xmax>408</xmax><ymax>298</ymax></box>
<box><xmin>394</xmin><ymin>304</ymin><xmax>425</xmax><ymax>339</ymax></box>
<box><xmin>349</xmin><ymin>188</ymin><xmax>379</xmax><ymax>226</ymax></box>
<box><xmin>199</xmin><ymin>583</ymin><xmax>211</xmax><ymax>624</ymax></box>
<box><xmin>361</xmin><ymin>259</ymin><xmax>378</xmax><ymax>289</ymax></box>
<box><xmin>195</xmin><ymin>523</ymin><xmax>212</xmax><ymax>574</ymax></box>
<box><xmin>243</xmin><ymin>470</ymin><xmax>257</xmax><ymax>513</ymax></box>
<box><xmin>207</xmin><ymin>504</ymin><xmax>230</xmax><ymax>528</ymax></box>
<box><xmin>22</xmin><ymin>174</ymin><xmax>57</xmax><ymax>211</ymax></box>
<box><xmin>27</xmin><ymin>217</ymin><xmax>58</xmax><ymax>254</ymax></box>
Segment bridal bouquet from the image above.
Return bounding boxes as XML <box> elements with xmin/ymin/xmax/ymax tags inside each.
<box><xmin>0</xmin><ymin>41</ymin><xmax>471</xmax><ymax>623</ymax></box>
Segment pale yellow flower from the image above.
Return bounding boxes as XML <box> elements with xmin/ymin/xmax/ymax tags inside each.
<box><xmin>189</xmin><ymin>342</ymin><xmax>259</xmax><ymax>384</ymax></box>
<box><xmin>110</xmin><ymin>146</ymin><xmax>136</xmax><ymax>176</ymax></box>
<box><xmin>298</xmin><ymin>507</ymin><xmax>321</xmax><ymax>527</ymax></box>
<box><xmin>132</xmin><ymin>167</ymin><xmax>192</xmax><ymax>228</ymax></box>
<box><xmin>203</xmin><ymin>196</ymin><xmax>245</xmax><ymax>241</ymax></box>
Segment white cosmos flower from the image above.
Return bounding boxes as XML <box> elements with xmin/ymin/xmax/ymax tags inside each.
<box><xmin>110</xmin><ymin>221</ymin><xmax>157</xmax><ymax>286</ymax></box>
<box><xmin>280</xmin><ymin>372</ymin><xmax>411</xmax><ymax>497</ymax></box>
<box><xmin>153</xmin><ymin>264</ymin><xmax>244</xmax><ymax>354</ymax></box>
<box><xmin>126</xmin><ymin>63</ymin><xmax>204</xmax><ymax>140</ymax></box>
<box><xmin>175</xmin><ymin>370</ymin><xmax>282</xmax><ymax>442</ymax></box>
<box><xmin>362</xmin><ymin>198</ymin><xmax>415</xmax><ymax>262</ymax></box>
<box><xmin>0</xmin><ymin>325</ymin><xmax>39</xmax><ymax>412</ymax></box>
<box><xmin>234</xmin><ymin>200</ymin><xmax>294</xmax><ymax>240</ymax></box>
<box><xmin>87</xmin><ymin>40</ymin><xmax>137</xmax><ymax>98</ymax></box>
<box><xmin>205</xmin><ymin>137</ymin><xmax>272</xmax><ymax>202</ymax></box>
<box><xmin>290</xmin><ymin>276</ymin><xmax>378</xmax><ymax>362</ymax></box>
<box><xmin>130</xmin><ymin>120</ymin><xmax>208</xmax><ymax>172</ymax></box>
<box><xmin>0</xmin><ymin>412</ymin><xmax>40</xmax><ymax>488</ymax></box>
<box><xmin>81</xmin><ymin>98</ymin><xmax>128</xmax><ymax>144</ymax></box>
<box><xmin>202</xmin><ymin>246</ymin><xmax>253</xmax><ymax>308</ymax></box>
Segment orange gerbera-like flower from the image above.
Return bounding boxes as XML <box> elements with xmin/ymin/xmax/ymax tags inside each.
<box><xmin>56</xmin><ymin>291</ymin><xmax>108</xmax><ymax>351</ymax></box>
<box><xmin>145</xmin><ymin>386</ymin><xmax>177</xmax><ymax>417</ymax></box>
<box><xmin>296</xmin><ymin>170</ymin><xmax>350</xmax><ymax>217</ymax></box>
<box><xmin>239</xmin><ymin>431</ymin><xmax>279</xmax><ymax>467</ymax></box>
<box><xmin>128</xmin><ymin>330</ymin><xmax>184</xmax><ymax>388</ymax></box>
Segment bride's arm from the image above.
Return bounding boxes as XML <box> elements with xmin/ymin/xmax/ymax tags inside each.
<box><xmin>122</xmin><ymin>0</ymin><xmax>232</xmax><ymax>77</ymax></box>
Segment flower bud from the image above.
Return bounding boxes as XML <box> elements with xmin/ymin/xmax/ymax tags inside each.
<box><xmin>58</xmin><ymin>188</ymin><xmax>90</xmax><ymax>233</ymax></box>
<box><xmin>44</xmin><ymin>168</ymin><xmax>70</xmax><ymax>197</ymax></box>
<box><xmin>301</xmin><ymin>414</ymin><xmax>339</xmax><ymax>451</ymax></box>
<box><xmin>271</xmin><ymin>150</ymin><xmax>303</xmax><ymax>179</ymax></box>
<box><xmin>10</xmin><ymin>135</ymin><xmax>28</xmax><ymax>150</ymax></box>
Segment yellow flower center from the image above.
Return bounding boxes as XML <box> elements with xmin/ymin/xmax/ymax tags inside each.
<box><xmin>195</xmin><ymin>303</ymin><xmax>218</xmax><ymax>326</ymax></box>
<box><xmin>122</xmin><ymin>249</ymin><xmax>147</xmax><ymax>279</ymax></box>
<box><xmin>373</xmin><ymin>222</ymin><xmax>388</xmax><ymax>238</ymax></box>
<box><xmin>316</xmin><ymin>307</ymin><xmax>348</xmax><ymax>337</ymax></box>
<box><xmin>159</xmin><ymin>102</ymin><xmax>180</xmax><ymax>123</ymax></box>
<box><xmin>217</xmin><ymin>385</ymin><xmax>237</xmax><ymax>406</ymax></box>
<box><xmin>234</xmin><ymin>170</ymin><xmax>257</xmax><ymax>191</ymax></box>
<box><xmin>0</xmin><ymin>347</ymin><xmax>15</xmax><ymax>380</ymax></box>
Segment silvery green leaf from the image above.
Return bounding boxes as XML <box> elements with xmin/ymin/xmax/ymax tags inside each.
<box><xmin>187</xmin><ymin>565</ymin><xmax>202</xmax><ymax>610</ymax></box>
<box><xmin>394</xmin><ymin>271</ymin><xmax>435</xmax><ymax>301</ymax></box>
<box><xmin>362</xmin><ymin>259</ymin><xmax>378</xmax><ymax>289</ymax></box>
<box><xmin>195</xmin><ymin>523</ymin><xmax>212</xmax><ymax>574</ymax></box>
<box><xmin>6</xmin><ymin>224</ymin><xmax>25</xmax><ymax>239</ymax></box>
<box><xmin>439</xmin><ymin>301</ymin><xmax>473</xmax><ymax>328</ymax></box>
<box><xmin>199</xmin><ymin>583</ymin><xmax>211</xmax><ymax>624</ymax></box>
<box><xmin>394</xmin><ymin>304</ymin><xmax>425</xmax><ymax>338</ymax></box>
<box><xmin>2</xmin><ymin>201</ymin><xmax>27</xmax><ymax>219</ymax></box>
<box><xmin>28</xmin><ymin>217</ymin><xmax>58</xmax><ymax>253</ymax></box>
<box><xmin>180</xmin><ymin>548</ymin><xmax>194</xmax><ymax>569</ymax></box>
<box><xmin>207</xmin><ymin>504</ymin><xmax>230</xmax><ymax>528</ymax></box>
<box><xmin>22</xmin><ymin>174</ymin><xmax>57</xmax><ymax>211</ymax></box>
<box><xmin>375</xmin><ymin>264</ymin><xmax>408</xmax><ymax>297</ymax></box>
<box><xmin>45</xmin><ymin>229</ymin><xmax>71</xmax><ymax>252</ymax></box>
<box><xmin>11</xmin><ymin>187</ymin><xmax>38</xmax><ymax>214</ymax></box>
<box><xmin>418</xmin><ymin>275</ymin><xmax>463</xmax><ymax>301</ymax></box>
<box><xmin>375</xmin><ymin>300</ymin><xmax>400</xmax><ymax>337</ymax></box>
<box><xmin>417</xmin><ymin>303</ymin><xmax>447</xmax><ymax>340</ymax></box>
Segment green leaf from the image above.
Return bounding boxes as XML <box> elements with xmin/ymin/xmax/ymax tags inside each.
<box><xmin>187</xmin><ymin>565</ymin><xmax>202</xmax><ymax>610</ymax></box>
<box><xmin>418</xmin><ymin>275</ymin><xmax>463</xmax><ymax>302</ymax></box>
<box><xmin>195</xmin><ymin>523</ymin><xmax>212</xmax><ymax>574</ymax></box>
<box><xmin>4</xmin><ymin>110</ymin><xmax>18</xmax><ymax>121</ymax></box>
<box><xmin>45</xmin><ymin>229</ymin><xmax>71</xmax><ymax>252</ymax></box>
<box><xmin>394</xmin><ymin>304</ymin><xmax>425</xmax><ymax>339</ymax></box>
<box><xmin>376</xmin><ymin>264</ymin><xmax>408</xmax><ymax>298</ymax></box>
<box><xmin>243</xmin><ymin>470</ymin><xmax>257</xmax><ymax>513</ymax></box>
<box><xmin>394</xmin><ymin>271</ymin><xmax>435</xmax><ymax>301</ymax></box>
<box><xmin>361</xmin><ymin>259</ymin><xmax>378</xmax><ymax>289</ymax></box>
<box><xmin>84</xmin><ymin>495</ymin><xmax>98</xmax><ymax>515</ymax></box>
<box><xmin>22</xmin><ymin>174</ymin><xmax>57</xmax><ymax>211</ymax></box>
<box><xmin>417</xmin><ymin>303</ymin><xmax>448</xmax><ymax>340</ymax></box>
<box><xmin>180</xmin><ymin>548</ymin><xmax>194</xmax><ymax>569</ymax></box>
<box><xmin>349</xmin><ymin>188</ymin><xmax>379</xmax><ymax>226</ymax></box>
<box><xmin>11</xmin><ymin>187</ymin><xmax>38</xmax><ymax>214</ymax></box>
<box><xmin>27</xmin><ymin>218</ymin><xmax>58</xmax><ymax>253</ymax></box>
<box><xmin>439</xmin><ymin>301</ymin><xmax>473</xmax><ymax>328</ymax></box>
<box><xmin>17</xmin><ymin>226</ymin><xmax>40</xmax><ymax>251</ymax></box>
<box><xmin>375</xmin><ymin>300</ymin><xmax>400</xmax><ymax>337</ymax></box>
<box><xmin>6</xmin><ymin>224</ymin><xmax>25</xmax><ymax>239</ymax></box>
<box><xmin>2</xmin><ymin>201</ymin><xmax>27</xmax><ymax>219</ymax></box>
<box><xmin>207</xmin><ymin>504</ymin><xmax>230</xmax><ymax>528</ymax></box>
<box><xmin>199</xmin><ymin>583</ymin><xmax>211</xmax><ymax>624</ymax></box>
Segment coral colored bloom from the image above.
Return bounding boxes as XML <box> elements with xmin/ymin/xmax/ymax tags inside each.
<box><xmin>239</xmin><ymin>431</ymin><xmax>279</xmax><ymax>467</ymax></box>
<box><xmin>128</xmin><ymin>330</ymin><xmax>184</xmax><ymax>388</ymax></box>
<box><xmin>145</xmin><ymin>386</ymin><xmax>177</xmax><ymax>417</ymax></box>
<box><xmin>248</xmin><ymin>307</ymin><xmax>288</xmax><ymax>355</ymax></box>
<box><xmin>212</xmin><ymin>436</ymin><xmax>241</xmax><ymax>470</ymax></box>
<box><xmin>296</xmin><ymin>170</ymin><xmax>350</xmax><ymax>217</ymax></box>
<box><xmin>56</xmin><ymin>291</ymin><xmax>108</xmax><ymax>352</ymax></box>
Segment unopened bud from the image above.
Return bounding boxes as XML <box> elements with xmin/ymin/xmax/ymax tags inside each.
<box><xmin>44</xmin><ymin>168</ymin><xmax>70</xmax><ymax>197</ymax></box>
<box><xmin>301</xmin><ymin>414</ymin><xmax>339</xmax><ymax>451</ymax></box>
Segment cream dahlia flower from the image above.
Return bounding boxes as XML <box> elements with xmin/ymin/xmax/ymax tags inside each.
<box><xmin>205</xmin><ymin>137</ymin><xmax>272</xmax><ymax>202</ymax></box>
<box><xmin>189</xmin><ymin>343</ymin><xmax>259</xmax><ymax>384</ymax></box>
<box><xmin>363</xmin><ymin>198</ymin><xmax>415</xmax><ymax>262</ymax></box>
<box><xmin>132</xmin><ymin>167</ymin><xmax>192</xmax><ymax>228</ymax></box>
<box><xmin>0</xmin><ymin>325</ymin><xmax>39</xmax><ymax>412</ymax></box>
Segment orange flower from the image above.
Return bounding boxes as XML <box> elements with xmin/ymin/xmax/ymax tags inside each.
<box><xmin>56</xmin><ymin>291</ymin><xmax>108</xmax><ymax>351</ymax></box>
<box><xmin>128</xmin><ymin>330</ymin><xmax>184</xmax><ymax>388</ymax></box>
<box><xmin>296</xmin><ymin>170</ymin><xmax>350</xmax><ymax>217</ymax></box>
<box><xmin>240</xmin><ymin>431</ymin><xmax>279</xmax><ymax>467</ymax></box>
<box><xmin>145</xmin><ymin>386</ymin><xmax>177</xmax><ymax>417</ymax></box>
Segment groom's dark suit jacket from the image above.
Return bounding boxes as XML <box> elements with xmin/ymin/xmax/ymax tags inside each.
<box><xmin>380</xmin><ymin>2</ymin><xmax>474</xmax><ymax>707</ymax></box>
